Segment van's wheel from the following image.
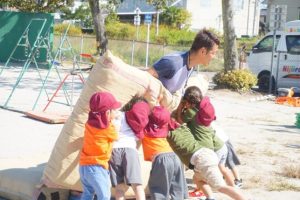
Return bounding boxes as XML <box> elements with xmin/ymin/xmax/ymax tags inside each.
<box><xmin>258</xmin><ymin>73</ymin><xmax>275</xmax><ymax>92</ymax></box>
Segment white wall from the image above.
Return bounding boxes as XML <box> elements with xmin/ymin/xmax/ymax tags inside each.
<box><xmin>186</xmin><ymin>0</ymin><xmax>260</xmax><ymax>37</ymax></box>
<box><xmin>186</xmin><ymin>0</ymin><xmax>222</xmax><ymax>31</ymax></box>
<box><xmin>234</xmin><ymin>0</ymin><xmax>260</xmax><ymax>37</ymax></box>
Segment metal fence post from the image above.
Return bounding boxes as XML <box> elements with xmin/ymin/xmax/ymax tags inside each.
<box><xmin>131</xmin><ymin>40</ymin><xmax>135</xmax><ymax>66</ymax></box>
<box><xmin>80</xmin><ymin>35</ymin><xmax>84</xmax><ymax>62</ymax></box>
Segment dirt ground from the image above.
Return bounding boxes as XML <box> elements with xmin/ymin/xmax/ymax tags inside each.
<box><xmin>0</xmin><ymin>68</ymin><xmax>299</xmax><ymax>199</ymax></box>
<box><xmin>202</xmin><ymin>89</ymin><xmax>300</xmax><ymax>199</ymax></box>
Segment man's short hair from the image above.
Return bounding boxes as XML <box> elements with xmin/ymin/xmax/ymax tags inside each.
<box><xmin>190</xmin><ymin>29</ymin><xmax>220</xmax><ymax>53</ymax></box>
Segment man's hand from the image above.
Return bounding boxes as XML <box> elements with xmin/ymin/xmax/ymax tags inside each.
<box><xmin>147</xmin><ymin>67</ymin><xmax>159</xmax><ymax>78</ymax></box>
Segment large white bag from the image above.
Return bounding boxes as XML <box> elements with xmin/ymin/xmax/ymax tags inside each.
<box><xmin>42</xmin><ymin>51</ymin><xmax>181</xmax><ymax>197</ymax></box>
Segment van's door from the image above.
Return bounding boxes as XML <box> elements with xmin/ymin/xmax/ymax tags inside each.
<box><xmin>248</xmin><ymin>35</ymin><xmax>281</xmax><ymax>75</ymax></box>
<box><xmin>277</xmin><ymin>35</ymin><xmax>300</xmax><ymax>88</ymax></box>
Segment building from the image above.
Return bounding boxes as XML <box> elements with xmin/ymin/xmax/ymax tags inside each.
<box><xmin>117</xmin><ymin>0</ymin><xmax>260</xmax><ymax>37</ymax></box>
<box><xmin>116</xmin><ymin>0</ymin><xmax>157</xmax><ymax>24</ymax></box>
<box><xmin>174</xmin><ymin>0</ymin><xmax>260</xmax><ymax>37</ymax></box>
<box><xmin>263</xmin><ymin>0</ymin><xmax>300</xmax><ymax>31</ymax></box>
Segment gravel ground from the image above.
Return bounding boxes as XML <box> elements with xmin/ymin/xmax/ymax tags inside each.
<box><xmin>0</xmin><ymin>67</ymin><xmax>299</xmax><ymax>200</ymax></box>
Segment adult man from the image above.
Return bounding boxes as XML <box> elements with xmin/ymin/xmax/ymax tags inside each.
<box><xmin>147</xmin><ymin>29</ymin><xmax>219</xmax><ymax>116</ymax></box>
<box><xmin>147</xmin><ymin>29</ymin><xmax>219</xmax><ymax>94</ymax></box>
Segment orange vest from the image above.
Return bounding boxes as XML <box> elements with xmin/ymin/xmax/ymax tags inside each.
<box><xmin>142</xmin><ymin>136</ymin><xmax>173</xmax><ymax>161</ymax></box>
<box><xmin>80</xmin><ymin>123</ymin><xmax>118</xmax><ymax>169</ymax></box>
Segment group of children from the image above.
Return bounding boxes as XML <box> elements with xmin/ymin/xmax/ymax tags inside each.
<box><xmin>78</xmin><ymin>86</ymin><xmax>247</xmax><ymax>200</ymax></box>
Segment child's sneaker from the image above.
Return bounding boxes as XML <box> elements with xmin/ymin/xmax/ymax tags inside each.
<box><xmin>188</xmin><ymin>189</ymin><xmax>206</xmax><ymax>199</ymax></box>
<box><xmin>234</xmin><ymin>178</ymin><xmax>243</xmax><ymax>188</ymax></box>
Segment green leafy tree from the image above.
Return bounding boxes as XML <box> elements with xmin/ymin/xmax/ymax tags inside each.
<box><xmin>160</xmin><ymin>6</ymin><xmax>191</xmax><ymax>29</ymax></box>
<box><xmin>2</xmin><ymin>0</ymin><xmax>121</xmax><ymax>54</ymax></box>
<box><xmin>105</xmin><ymin>12</ymin><xmax>120</xmax><ymax>25</ymax></box>
<box><xmin>73</xmin><ymin>5</ymin><xmax>93</xmax><ymax>28</ymax></box>
<box><xmin>0</xmin><ymin>0</ymin><xmax>72</xmax><ymax>12</ymax></box>
<box><xmin>146</xmin><ymin>0</ymin><xmax>175</xmax><ymax>10</ymax></box>
<box><xmin>60</xmin><ymin>7</ymin><xmax>73</xmax><ymax>19</ymax></box>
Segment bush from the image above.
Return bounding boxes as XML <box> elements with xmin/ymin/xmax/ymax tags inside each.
<box><xmin>106</xmin><ymin>22</ymin><xmax>135</xmax><ymax>40</ymax></box>
<box><xmin>213</xmin><ymin>69</ymin><xmax>257</xmax><ymax>91</ymax></box>
<box><xmin>54</xmin><ymin>24</ymin><xmax>82</xmax><ymax>36</ymax></box>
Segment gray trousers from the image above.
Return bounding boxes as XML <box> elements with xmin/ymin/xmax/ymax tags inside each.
<box><xmin>148</xmin><ymin>152</ymin><xmax>188</xmax><ymax>200</ymax></box>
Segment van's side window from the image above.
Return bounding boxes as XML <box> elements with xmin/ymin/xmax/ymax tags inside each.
<box><xmin>255</xmin><ymin>35</ymin><xmax>280</xmax><ymax>52</ymax></box>
<box><xmin>286</xmin><ymin>35</ymin><xmax>300</xmax><ymax>54</ymax></box>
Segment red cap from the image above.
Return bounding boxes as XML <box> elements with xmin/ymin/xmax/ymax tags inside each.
<box><xmin>125</xmin><ymin>101</ymin><xmax>150</xmax><ymax>139</ymax></box>
<box><xmin>196</xmin><ymin>96</ymin><xmax>216</xmax><ymax>126</ymax></box>
<box><xmin>145</xmin><ymin>106</ymin><xmax>180</xmax><ymax>138</ymax></box>
<box><xmin>87</xmin><ymin>92</ymin><xmax>121</xmax><ymax>129</ymax></box>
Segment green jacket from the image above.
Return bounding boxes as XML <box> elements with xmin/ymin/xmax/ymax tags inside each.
<box><xmin>183</xmin><ymin>108</ymin><xmax>224</xmax><ymax>151</ymax></box>
<box><xmin>167</xmin><ymin>124</ymin><xmax>204</xmax><ymax>168</ymax></box>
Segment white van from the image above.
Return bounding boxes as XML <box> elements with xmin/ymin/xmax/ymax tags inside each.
<box><xmin>247</xmin><ymin>20</ymin><xmax>300</xmax><ymax>91</ymax></box>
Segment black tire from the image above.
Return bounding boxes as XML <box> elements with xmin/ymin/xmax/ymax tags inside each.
<box><xmin>258</xmin><ymin>73</ymin><xmax>275</xmax><ymax>92</ymax></box>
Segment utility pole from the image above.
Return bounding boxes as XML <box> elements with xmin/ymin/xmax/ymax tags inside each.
<box><xmin>246</xmin><ymin>0</ymin><xmax>251</xmax><ymax>35</ymax></box>
<box><xmin>252</xmin><ymin>0</ymin><xmax>258</xmax><ymax>36</ymax></box>
<box><xmin>156</xmin><ymin>10</ymin><xmax>160</xmax><ymax>36</ymax></box>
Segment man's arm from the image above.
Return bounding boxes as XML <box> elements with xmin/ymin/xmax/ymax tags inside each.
<box><xmin>147</xmin><ymin>67</ymin><xmax>159</xmax><ymax>78</ymax></box>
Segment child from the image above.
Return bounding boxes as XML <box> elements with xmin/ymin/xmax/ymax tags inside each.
<box><xmin>79</xmin><ymin>91</ymin><xmax>122</xmax><ymax>200</ymax></box>
<box><xmin>179</xmin><ymin>86</ymin><xmax>234</xmax><ymax>187</ymax></box>
<box><xmin>212</xmin><ymin>123</ymin><xmax>243</xmax><ymax>188</ymax></box>
<box><xmin>167</xmin><ymin>125</ymin><xmax>249</xmax><ymax>200</ymax></box>
<box><xmin>109</xmin><ymin>95</ymin><xmax>150</xmax><ymax>200</ymax></box>
<box><xmin>142</xmin><ymin>106</ymin><xmax>188</xmax><ymax>200</ymax></box>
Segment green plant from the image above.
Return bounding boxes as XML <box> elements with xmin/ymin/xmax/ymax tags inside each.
<box><xmin>160</xmin><ymin>6</ymin><xmax>191</xmax><ymax>29</ymax></box>
<box><xmin>105</xmin><ymin>12</ymin><xmax>120</xmax><ymax>25</ymax></box>
<box><xmin>54</xmin><ymin>24</ymin><xmax>82</xmax><ymax>36</ymax></box>
<box><xmin>213</xmin><ymin>69</ymin><xmax>257</xmax><ymax>91</ymax></box>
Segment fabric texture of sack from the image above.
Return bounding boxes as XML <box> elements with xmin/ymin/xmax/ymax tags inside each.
<box><xmin>42</xmin><ymin>51</ymin><xmax>181</xmax><ymax>197</ymax></box>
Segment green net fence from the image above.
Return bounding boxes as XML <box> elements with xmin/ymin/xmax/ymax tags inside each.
<box><xmin>296</xmin><ymin>113</ymin><xmax>300</xmax><ymax>128</ymax></box>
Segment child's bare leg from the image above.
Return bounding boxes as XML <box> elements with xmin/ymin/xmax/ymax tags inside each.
<box><xmin>193</xmin><ymin>174</ymin><xmax>213</xmax><ymax>198</ymax></box>
<box><xmin>115</xmin><ymin>184</ymin><xmax>125</xmax><ymax>200</ymax></box>
<box><xmin>218</xmin><ymin>185</ymin><xmax>247</xmax><ymax>200</ymax></box>
<box><xmin>132</xmin><ymin>184</ymin><xmax>146</xmax><ymax>200</ymax></box>
<box><xmin>198</xmin><ymin>181</ymin><xmax>214</xmax><ymax>199</ymax></box>
<box><xmin>219</xmin><ymin>164</ymin><xmax>234</xmax><ymax>186</ymax></box>
<box><xmin>231</xmin><ymin>166</ymin><xmax>241</xmax><ymax>180</ymax></box>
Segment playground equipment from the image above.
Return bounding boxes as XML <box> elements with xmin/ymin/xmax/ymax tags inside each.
<box><xmin>0</xmin><ymin>17</ymin><xmax>89</xmax><ymax>122</ymax></box>
<box><xmin>31</xmin><ymin>23</ymin><xmax>86</xmax><ymax>111</ymax></box>
<box><xmin>25</xmin><ymin>24</ymin><xmax>91</xmax><ymax>123</ymax></box>
<box><xmin>296</xmin><ymin>113</ymin><xmax>300</xmax><ymax>128</ymax></box>
<box><xmin>0</xmin><ymin>18</ymin><xmax>71</xmax><ymax>112</ymax></box>
<box><xmin>0</xmin><ymin>19</ymin><xmax>52</xmax><ymax>108</ymax></box>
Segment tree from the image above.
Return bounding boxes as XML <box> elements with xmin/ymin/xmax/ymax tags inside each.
<box><xmin>0</xmin><ymin>0</ymin><xmax>71</xmax><ymax>12</ymax></box>
<box><xmin>160</xmin><ymin>6</ymin><xmax>191</xmax><ymax>29</ymax></box>
<box><xmin>146</xmin><ymin>0</ymin><xmax>175</xmax><ymax>10</ymax></box>
<box><xmin>222</xmin><ymin>0</ymin><xmax>238</xmax><ymax>71</ymax></box>
<box><xmin>147</xmin><ymin>0</ymin><xmax>176</xmax><ymax>35</ymax></box>
<box><xmin>88</xmin><ymin>0</ymin><xmax>123</xmax><ymax>55</ymax></box>
<box><xmin>73</xmin><ymin>5</ymin><xmax>93</xmax><ymax>28</ymax></box>
<box><xmin>88</xmin><ymin>0</ymin><xmax>107</xmax><ymax>55</ymax></box>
